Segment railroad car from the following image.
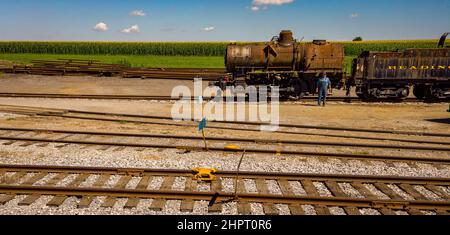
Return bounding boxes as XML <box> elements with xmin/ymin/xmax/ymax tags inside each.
<box><xmin>213</xmin><ymin>30</ymin><xmax>345</xmax><ymax>100</ymax></box>
<box><xmin>350</xmin><ymin>33</ymin><xmax>450</xmax><ymax>100</ymax></box>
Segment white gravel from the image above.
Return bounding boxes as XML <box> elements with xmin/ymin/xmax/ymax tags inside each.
<box><xmin>148</xmin><ymin>177</ymin><xmax>163</xmax><ymax>190</ymax></box>
<box><xmin>193</xmin><ymin>201</ymin><xmax>209</xmax><ymax>214</ymax></box>
<box><xmin>301</xmin><ymin>205</ymin><xmax>317</xmax><ymax>215</ymax></box>
<box><xmin>267</xmin><ymin>180</ymin><xmax>282</xmax><ymax>195</ymax></box>
<box><xmin>395</xmin><ymin>210</ymin><xmax>409</xmax><ymax>215</ymax></box>
<box><xmin>244</xmin><ymin>179</ymin><xmax>257</xmax><ymax>193</ymax></box>
<box><xmin>250</xmin><ymin>203</ymin><xmax>264</xmax><ymax>215</ymax></box>
<box><xmin>55</xmin><ymin>174</ymin><xmax>77</xmax><ymax>187</ymax></box>
<box><xmin>329</xmin><ymin>207</ymin><xmax>346</xmax><ymax>215</ymax></box>
<box><xmin>359</xmin><ymin>208</ymin><xmax>381</xmax><ymax>215</ymax></box>
<box><xmin>0</xmin><ymin>130</ymin><xmax>449</xmax><ymax>214</ymax></box>
<box><xmin>290</xmin><ymin>181</ymin><xmax>307</xmax><ymax>196</ymax></box>
<box><xmin>125</xmin><ymin>177</ymin><xmax>141</xmax><ymax>189</ymax></box>
<box><xmin>104</xmin><ymin>175</ymin><xmax>121</xmax><ymax>188</ymax></box>
<box><xmin>413</xmin><ymin>186</ymin><xmax>442</xmax><ymax>201</ymax></box>
<box><xmin>79</xmin><ymin>174</ymin><xmax>98</xmax><ymax>187</ymax></box>
<box><xmin>420</xmin><ymin>210</ymin><xmax>436</xmax><ymax>215</ymax></box>
<box><xmin>221</xmin><ymin>178</ymin><xmax>235</xmax><ymax>193</ymax></box>
<box><xmin>222</xmin><ymin>202</ymin><xmax>237</xmax><ymax>215</ymax></box>
<box><xmin>386</xmin><ymin>184</ymin><xmax>415</xmax><ymax>200</ymax></box>
<box><xmin>363</xmin><ymin>184</ymin><xmax>390</xmax><ymax>200</ymax></box>
<box><xmin>172</xmin><ymin>177</ymin><xmax>186</xmax><ymax>191</ymax></box>
<box><xmin>339</xmin><ymin>183</ymin><xmax>365</xmax><ymax>198</ymax></box>
<box><xmin>275</xmin><ymin>204</ymin><xmax>290</xmax><ymax>215</ymax></box>
<box><xmin>33</xmin><ymin>173</ymin><xmax>58</xmax><ymax>186</ymax></box>
<box><xmin>439</xmin><ymin>186</ymin><xmax>450</xmax><ymax>194</ymax></box>
<box><xmin>312</xmin><ymin>182</ymin><xmax>333</xmax><ymax>197</ymax></box>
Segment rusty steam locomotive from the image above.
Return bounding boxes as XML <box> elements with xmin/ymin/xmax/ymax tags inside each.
<box><xmin>214</xmin><ymin>30</ymin><xmax>450</xmax><ymax>100</ymax></box>
<box><xmin>214</xmin><ymin>30</ymin><xmax>345</xmax><ymax>100</ymax></box>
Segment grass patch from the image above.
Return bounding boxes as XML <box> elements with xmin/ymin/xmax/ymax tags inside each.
<box><xmin>0</xmin><ymin>53</ymin><xmax>225</xmax><ymax>68</ymax></box>
<box><xmin>0</xmin><ymin>53</ymin><xmax>356</xmax><ymax>71</ymax></box>
<box><xmin>344</xmin><ymin>56</ymin><xmax>356</xmax><ymax>74</ymax></box>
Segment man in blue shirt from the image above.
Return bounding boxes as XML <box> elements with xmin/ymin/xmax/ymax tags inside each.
<box><xmin>317</xmin><ymin>72</ymin><xmax>331</xmax><ymax>106</ymax></box>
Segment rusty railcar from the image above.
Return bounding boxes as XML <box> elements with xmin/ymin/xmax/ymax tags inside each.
<box><xmin>217</xmin><ymin>30</ymin><xmax>345</xmax><ymax>100</ymax></box>
<box><xmin>351</xmin><ymin>34</ymin><xmax>450</xmax><ymax>99</ymax></box>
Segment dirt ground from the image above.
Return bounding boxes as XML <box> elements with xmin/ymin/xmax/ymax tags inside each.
<box><xmin>0</xmin><ymin>74</ymin><xmax>448</xmax><ymax>132</ymax></box>
<box><xmin>0</xmin><ymin>74</ymin><xmax>197</xmax><ymax>96</ymax></box>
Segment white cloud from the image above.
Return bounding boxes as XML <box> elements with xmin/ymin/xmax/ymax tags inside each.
<box><xmin>130</xmin><ymin>10</ymin><xmax>146</xmax><ymax>17</ymax></box>
<box><xmin>93</xmin><ymin>22</ymin><xmax>108</xmax><ymax>32</ymax></box>
<box><xmin>202</xmin><ymin>26</ymin><xmax>215</xmax><ymax>32</ymax></box>
<box><xmin>251</xmin><ymin>6</ymin><xmax>260</xmax><ymax>11</ymax></box>
<box><xmin>350</xmin><ymin>13</ymin><xmax>360</xmax><ymax>18</ymax></box>
<box><xmin>252</xmin><ymin>0</ymin><xmax>294</xmax><ymax>6</ymax></box>
<box><xmin>121</xmin><ymin>25</ymin><xmax>140</xmax><ymax>34</ymax></box>
<box><xmin>251</xmin><ymin>0</ymin><xmax>293</xmax><ymax>11</ymax></box>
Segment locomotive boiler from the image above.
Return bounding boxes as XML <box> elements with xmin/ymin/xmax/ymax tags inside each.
<box><xmin>215</xmin><ymin>30</ymin><xmax>345</xmax><ymax>100</ymax></box>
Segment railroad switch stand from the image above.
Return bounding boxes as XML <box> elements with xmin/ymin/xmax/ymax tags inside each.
<box><xmin>192</xmin><ymin>168</ymin><xmax>217</xmax><ymax>182</ymax></box>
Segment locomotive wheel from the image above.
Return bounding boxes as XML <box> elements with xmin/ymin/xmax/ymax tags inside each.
<box><xmin>422</xmin><ymin>86</ymin><xmax>439</xmax><ymax>100</ymax></box>
<box><xmin>288</xmin><ymin>92</ymin><xmax>306</xmax><ymax>101</ymax></box>
<box><xmin>398</xmin><ymin>87</ymin><xmax>410</xmax><ymax>99</ymax></box>
<box><xmin>413</xmin><ymin>85</ymin><xmax>426</xmax><ymax>99</ymax></box>
<box><xmin>357</xmin><ymin>87</ymin><xmax>374</xmax><ymax>100</ymax></box>
<box><xmin>356</xmin><ymin>93</ymin><xmax>366</xmax><ymax>99</ymax></box>
<box><xmin>287</xmin><ymin>79</ymin><xmax>306</xmax><ymax>100</ymax></box>
<box><xmin>428</xmin><ymin>89</ymin><xmax>441</xmax><ymax>99</ymax></box>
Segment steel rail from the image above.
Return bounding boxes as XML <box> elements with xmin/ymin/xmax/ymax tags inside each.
<box><xmin>1</xmin><ymin>185</ymin><xmax>449</xmax><ymax>211</ymax></box>
<box><xmin>1</xmin><ymin>126</ymin><xmax>449</xmax><ymax>152</ymax></box>
<box><xmin>0</xmin><ymin>92</ymin><xmax>448</xmax><ymax>103</ymax></box>
<box><xmin>0</xmin><ymin>93</ymin><xmax>355</xmax><ymax>101</ymax></box>
<box><xmin>48</xmin><ymin>112</ymin><xmax>450</xmax><ymax>140</ymax></box>
<box><xmin>41</xmin><ymin>107</ymin><xmax>450</xmax><ymax>138</ymax></box>
<box><xmin>0</xmin><ymin>135</ymin><xmax>449</xmax><ymax>164</ymax></box>
<box><xmin>0</xmin><ymin>93</ymin><xmax>206</xmax><ymax>101</ymax></box>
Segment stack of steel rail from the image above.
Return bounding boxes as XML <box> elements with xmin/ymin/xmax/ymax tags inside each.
<box><xmin>0</xmin><ymin>59</ymin><xmax>228</xmax><ymax>80</ymax></box>
<box><xmin>6</xmin><ymin>59</ymin><xmax>126</xmax><ymax>76</ymax></box>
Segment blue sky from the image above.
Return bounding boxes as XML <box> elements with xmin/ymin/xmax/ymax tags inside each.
<box><xmin>0</xmin><ymin>0</ymin><xmax>449</xmax><ymax>41</ymax></box>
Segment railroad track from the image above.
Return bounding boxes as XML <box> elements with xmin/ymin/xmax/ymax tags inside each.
<box><xmin>1</xmin><ymin>103</ymin><xmax>450</xmax><ymax>147</ymax></box>
<box><xmin>0</xmin><ymin>92</ymin><xmax>448</xmax><ymax>103</ymax></box>
<box><xmin>0</xmin><ymin>164</ymin><xmax>449</xmax><ymax>215</ymax></box>
<box><xmin>0</xmin><ymin>126</ymin><xmax>449</xmax><ymax>166</ymax></box>
<box><xmin>1</xmin><ymin>103</ymin><xmax>449</xmax><ymax>139</ymax></box>
<box><xmin>1</xmin><ymin>126</ymin><xmax>450</xmax><ymax>152</ymax></box>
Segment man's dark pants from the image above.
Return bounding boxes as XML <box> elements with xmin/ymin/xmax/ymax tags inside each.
<box><xmin>318</xmin><ymin>87</ymin><xmax>328</xmax><ymax>106</ymax></box>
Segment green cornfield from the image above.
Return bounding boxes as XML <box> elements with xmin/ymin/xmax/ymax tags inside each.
<box><xmin>339</xmin><ymin>40</ymin><xmax>447</xmax><ymax>56</ymax></box>
<box><xmin>0</xmin><ymin>40</ymin><xmax>447</xmax><ymax>57</ymax></box>
<box><xmin>0</xmin><ymin>42</ymin><xmax>230</xmax><ymax>56</ymax></box>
